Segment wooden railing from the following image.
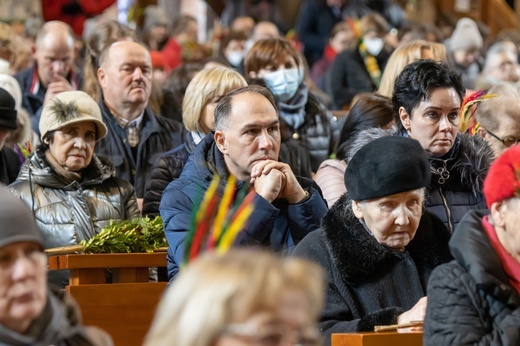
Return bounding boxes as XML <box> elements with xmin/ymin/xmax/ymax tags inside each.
<box><xmin>332</xmin><ymin>332</ymin><xmax>423</xmax><ymax>346</ymax></box>
<box><xmin>48</xmin><ymin>253</ymin><xmax>168</xmax><ymax>346</ymax></box>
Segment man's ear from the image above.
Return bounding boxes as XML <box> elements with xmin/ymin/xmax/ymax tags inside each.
<box><xmin>97</xmin><ymin>67</ymin><xmax>106</xmax><ymax>87</ymax></box>
<box><xmin>214</xmin><ymin>130</ymin><xmax>227</xmax><ymax>154</ymax></box>
<box><xmin>490</xmin><ymin>201</ymin><xmax>507</xmax><ymax>228</ymax></box>
<box><xmin>32</xmin><ymin>43</ymin><xmax>37</xmax><ymax>58</ymax></box>
<box><xmin>352</xmin><ymin>200</ymin><xmax>363</xmax><ymax>219</ymax></box>
<box><xmin>476</xmin><ymin>127</ymin><xmax>487</xmax><ymax>139</ymax></box>
<box><xmin>399</xmin><ymin>106</ymin><xmax>411</xmax><ymax>132</ymax></box>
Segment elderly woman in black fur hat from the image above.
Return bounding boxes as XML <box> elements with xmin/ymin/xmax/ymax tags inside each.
<box><xmin>293</xmin><ymin>136</ymin><xmax>452</xmax><ymax>345</ymax></box>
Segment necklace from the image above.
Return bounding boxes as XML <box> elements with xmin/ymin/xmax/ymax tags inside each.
<box><xmin>436</xmin><ymin>160</ymin><xmax>450</xmax><ymax>184</ymax></box>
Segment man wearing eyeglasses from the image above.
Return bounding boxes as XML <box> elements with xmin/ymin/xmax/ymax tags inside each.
<box><xmin>475</xmin><ymin>82</ymin><xmax>520</xmax><ymax>158</ymax></box>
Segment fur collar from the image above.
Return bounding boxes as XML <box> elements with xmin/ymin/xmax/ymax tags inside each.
<box><xmin>347</xmin><ymin>128</ymin><xmax>493</xmax><ymax>195</ymax></box>
<box><xmin>323</xmin><ymin>193</ymin><xmax>452</xmax><ymax>285</ymax></box>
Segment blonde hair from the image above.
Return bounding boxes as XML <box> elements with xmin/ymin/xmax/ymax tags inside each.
<box><xmin>144</xmin><ymin>250</ymin><xmax>324</xmax><ymax>346</ymax></box>
<box><xmin>378</xmin><ymin>40</ymin><xmax>447</xmax><ymax>97</ymax></box>
<box><xmin>182</xmin><ymin>66</ymin><xmax>247</xmax><ymax>133</ymax></box>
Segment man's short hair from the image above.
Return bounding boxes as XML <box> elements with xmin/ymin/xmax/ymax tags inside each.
<box><xmin>35</xmin><ymin>21</ymin><xmax>75</xmax><ymax>48</ymax></box>
<box><xmin>97</xmin><ymin>40</ymin><xmax>148</xmax><ymax>68</ymax></box>
<box><xmin>214</xmin><ymin>85</ymin><xmax>278</xmax><ymax>130</ymax></box>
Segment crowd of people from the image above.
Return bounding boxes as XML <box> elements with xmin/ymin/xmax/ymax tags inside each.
<box><xmin>0</xmin><ymin>0</ymin><xmax>519</xmax><ymax>344</ymax></box>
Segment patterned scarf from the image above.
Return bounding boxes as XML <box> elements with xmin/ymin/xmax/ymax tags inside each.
<box><xmin>358</xmin><ymin>40</ymin><xmax>382</xmax><ymax>88</ymax></box>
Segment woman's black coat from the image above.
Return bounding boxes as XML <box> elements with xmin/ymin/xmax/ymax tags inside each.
<box><xmin>293</xmin><ymin>193</ymin><xmax>452</xmax><ymax>345</ymax></box>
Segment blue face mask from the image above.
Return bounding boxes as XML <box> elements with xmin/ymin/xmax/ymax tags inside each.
<box><xmin>262</xmin><ymin>68</ymin><xmax>300</xmax><ymax>102</ymax></box>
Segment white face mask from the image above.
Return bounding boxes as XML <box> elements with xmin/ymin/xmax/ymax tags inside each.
<box><xmin>262</xmin><ymin>68</ymin><xmax>300</xmax><ymax>102</ymax></box>
<box><xmin>226</xmin><ymin>51</ymin><xmax>244</xmax><ymax>67</ymax></box>
<box><xmin>364</xmin><ymin>37</ymin><xmax>384</xmax><ymax>56</ymax></box>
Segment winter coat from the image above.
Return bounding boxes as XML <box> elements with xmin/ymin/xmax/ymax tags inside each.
<box><xmin>426</xmin><ymin>134</ymin><xmax>491</xmax><ymax>232</ymax></box>
<box><xmin>348</xmin><ymin>128</ymin><xmax>492</xmax><ymax>233</ymax></box>
<box><xmin>0</xmin><ymin>288</ymin><xmax>112</xmax><ymax>346</ymax></box>
<box><xmin>0</xmin><ymin>147</ymin><xmax>21</xmax><ymax>185</ymax></box>
<box><xmin>313</xmin><ymin>158</ymin><xmax>347</xmax><ymax>207</ymax></box>
<box><xmin>9</xmin><ymin>148</ymin><xmax>140</xmax><ymax>286</ymax></box>
<box><xmin>14</xmin><ymin>65</ymin><xmax>82</xmax><ymax>135</ymax></box>
<box><xmin>293</xmin><ymin>193</ymin><xmax>452</xmax><ymax>345</ymax></box>
<box><xmin>160</xmin><ymin>134</ymin><xmax>328</xmax><ymax>280</ymax></box>
<box><xmin>424</xmin><ymin>210</ymin><xmax>520</xmax><ymax>345</ymax></box>
<box><xmin>143</xmin><ymin>132</ymin><xmax>196</xmax><ymax>216</ymax></box>
<box><xmin>327</xmin><ymin>45</ymin><xmax>392</xmax><ymax>109</ymax></box>
<box><xmin>296</xmin><ymin>1</ymin><xmax>343</xmax><ymax>67</ymax></box>
<box><xmin>94</xmin><ymin>100</ymin><xmax>184</xmax><ymax>198</ymax></box>
<box><xmin>279</xmin><ymin>90</ymin><xmax>337</xmax><ymax>172</ymax></box>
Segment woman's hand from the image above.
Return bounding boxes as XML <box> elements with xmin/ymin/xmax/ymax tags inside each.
<box><xmin>397</xmin><ymin>296</ymin><xmax>427</xmax><ymax>332</ymax></box>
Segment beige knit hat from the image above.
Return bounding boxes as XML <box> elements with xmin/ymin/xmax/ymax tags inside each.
<box><xmin>449</xmin><ymin>18</ymin><xmax>483</xmax><ymax>52</ymax></box>
<box><xmin>39</xmin><ymin>91</ymin><xmax>107</xmax><ymax>141</ymax></box>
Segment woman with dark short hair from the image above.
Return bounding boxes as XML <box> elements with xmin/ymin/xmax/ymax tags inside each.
<box><xmin>392</xmin><ymin>59</ymin><xmax>492</xmax><ymax>232</ymax></box>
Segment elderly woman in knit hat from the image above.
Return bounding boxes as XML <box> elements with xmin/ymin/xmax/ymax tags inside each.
<box><xmin>293</xmin><ymin>136</ymin><xmax>452</xmax><ymax>345</ymax></box>
<box><xmin>424</xmin><ymin>145</ymin><xmax>520</xmax><ymax>345</ymax></box>
<box><xmin>9</xmin><ymin>91</ymin><xmax>140</xmax><ymax>288</ymax></box>
<box><xmin>0</xmin><ymin>186</ymin><xmax>113</xmax><ymax>345</ymax></box>
<box><xmin>447</xmin><ymin>17</ymin><xmax>484</xmax><ymax>89</ymax></box>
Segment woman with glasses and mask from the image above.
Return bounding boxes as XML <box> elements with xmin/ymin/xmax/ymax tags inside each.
<box><xmin>475</xmin><ymin>82</ymin><xmax>520</xmax><ymax>159</ymax></box>
<box><xmin>392</xmin><ymin>59</ymin><xmax>493</xmax><ymax>232</ymax></box>
<box><xmin>245</xmin><ymin>37</ymin><xmax>335</xmax><ymax>173</ymax></box>
<box><xmin>144</xmin><ymin>250</ymin><xmax>324</xmax><ymax>346</ymax></box>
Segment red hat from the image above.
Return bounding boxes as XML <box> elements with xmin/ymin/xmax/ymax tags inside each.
<box><xmin>483</xmin><ymin>145</ymin><xmax>520</xmax><ymax>208</ymax></box>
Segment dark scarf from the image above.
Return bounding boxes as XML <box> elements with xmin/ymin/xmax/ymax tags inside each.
<box><xmin>277</xmin><ymin>84</ymin><xmax>308</xmax><ymax>130</ymax></box>
<box><xmin>0</xmin><ymin>291</ymin><xmax>91</xmax><ymax>345</ymax></box>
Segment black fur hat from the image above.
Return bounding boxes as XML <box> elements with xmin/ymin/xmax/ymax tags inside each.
<box><xmin>345</xmin><ymin>136</ymin><xmax>430</xmax><ymax>200</ymax></box>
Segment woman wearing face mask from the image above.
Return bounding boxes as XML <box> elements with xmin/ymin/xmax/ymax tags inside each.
<box><xmin>245</xmin><ymin>38</ymin><xmax>335</xmax><ymax>173</ymax></box>
<box><xmin>328</xmin><ymin>13</ymin><xmax>393</xmax><ymax>110</ymax></box>
<box><xmin>221</xmin><ymin>31</ymin><xmax>248</xmax><ymax>75</ymax></box>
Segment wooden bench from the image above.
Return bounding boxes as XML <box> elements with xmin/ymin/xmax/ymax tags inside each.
<box><xmin>48</xmin><ymin>253</ymin><xmax>168</xmax><ymax>346</ymax></box>
<box><xmin>332</xmin><ymin>332</ymin><xmax>423</xmax><ymax>346</ymax></box>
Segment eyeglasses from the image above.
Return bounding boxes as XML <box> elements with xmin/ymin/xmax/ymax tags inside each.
<box><xmin>222</xmin><ymin>323</ymin><xmax>321</xmax><ymax>346</ymax></box>
<box><xmin>484</xmin><ymin>128</ymin><xmax>520</xmax><ymax>148</ymax></box>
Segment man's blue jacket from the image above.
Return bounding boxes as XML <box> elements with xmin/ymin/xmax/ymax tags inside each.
<box><xmin>160</xmin><ymin>134</ymin><xmax>328</xmax><ymax>280</ymax></box>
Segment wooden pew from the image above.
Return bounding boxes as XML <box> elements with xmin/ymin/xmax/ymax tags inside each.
<box><xmin>48</xmin><ymin>253</ymin><xmax>167</xmax><ymax>346</ymax></box>
<box><xmin>332</xmin><ymin>332</ymin><xmax>423</xmax><ymax>346</ymax></box>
